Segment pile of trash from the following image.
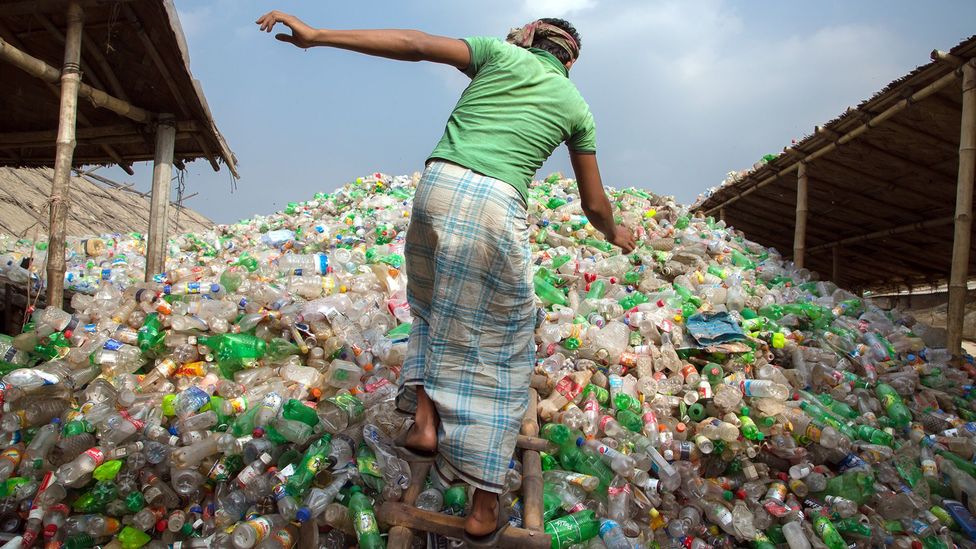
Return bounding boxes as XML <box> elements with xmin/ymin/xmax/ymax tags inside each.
<box><xmin>0</xmin><ymin>172</ymin><xmax>974</xmax><ymax>549</ymax></box>
<box><xmin>695</xmin><ymin>153</ymin><xmax>781</xmax><ymax>207</ymax></box>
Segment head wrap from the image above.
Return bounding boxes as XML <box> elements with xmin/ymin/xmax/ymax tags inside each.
<box><xmin>506</xmin><ymin>20</ymin><xmax>580</xmax><ymax>62</ymax></box>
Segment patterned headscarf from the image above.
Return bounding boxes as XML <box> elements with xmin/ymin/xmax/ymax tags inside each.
<box><xmin>506</xmin><ymin>20</ymin><xmax>580</xmax><ymax>62</ymax></box>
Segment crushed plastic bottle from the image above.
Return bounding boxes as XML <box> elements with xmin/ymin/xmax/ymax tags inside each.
<box><xmin>0</xmin><ymin>172</ymin><xmax>972</xmax><ymax>549</ymax></box>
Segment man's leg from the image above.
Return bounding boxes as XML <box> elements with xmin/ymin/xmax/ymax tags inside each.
<box><xmin>403</xmin><ymin>385</ymin><xmax>439</xmax><ymax>452</ymax></box>
<box><xmin>465</xmin><ymin>488</ymin><xmax>500</xmax><ymax>537</ymax></box>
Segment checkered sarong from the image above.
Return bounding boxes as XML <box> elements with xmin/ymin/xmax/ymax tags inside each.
<box><xmin>396</xmin><ymin>160</ymin><xmax>535</xmax><ymax>493</ymax></box>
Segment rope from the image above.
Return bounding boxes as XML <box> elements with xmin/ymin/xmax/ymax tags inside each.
<box><xmin>174</xmin><ymin>168</ymin><xmax>186</xmax><ymax>232</ymax></box>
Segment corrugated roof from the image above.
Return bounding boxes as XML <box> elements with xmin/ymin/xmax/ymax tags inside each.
<box><xmin>695</xmin><ymin>35</ymin><xmax>976</xmax><ymax>293</ymax></box>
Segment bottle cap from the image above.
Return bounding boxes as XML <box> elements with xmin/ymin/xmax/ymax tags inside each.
<box><xmin>296</xmin><ymin>507</ymin><xmax>311</xmax><ymax>523</ymax></box>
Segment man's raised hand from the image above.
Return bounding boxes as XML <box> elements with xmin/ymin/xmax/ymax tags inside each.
<box><xmin>256</xmin><ymin>10</ymin><xmax>317</xmax><ymax>48</ymax></box>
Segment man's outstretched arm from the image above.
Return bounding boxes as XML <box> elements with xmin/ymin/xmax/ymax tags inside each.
<box><xmin>570</xmin><ymin>151</ymin><xmax>636</xmax><ymax>253</ymax></box>
<box><xmin>256</xmin><ymin>11</ymin><xmax>470</xmax><ymax>69</ymax></box>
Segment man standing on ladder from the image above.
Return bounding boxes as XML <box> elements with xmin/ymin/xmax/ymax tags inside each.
<box><xmin>257</xmin><ymin>11</ymin><xmax>635</xmax><ymax>544</ymax></box>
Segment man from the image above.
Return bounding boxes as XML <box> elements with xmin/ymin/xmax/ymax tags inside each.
<box><xmin>257</xmin><ymin>11</ymin><xmax>636</xmax><ymax>543</ymax></box>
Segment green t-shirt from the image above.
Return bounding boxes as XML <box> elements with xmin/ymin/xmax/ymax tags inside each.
<box><xmin>428</xmin><ymin>36</ymin><xmax>597</xmax><ymax>203</ymax></box>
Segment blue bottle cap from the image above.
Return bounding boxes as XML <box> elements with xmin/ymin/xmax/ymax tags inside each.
<box><xmin>296</xmin><ymin>507</ymin><xmax>311</xmax><ymax>523</ymax></box>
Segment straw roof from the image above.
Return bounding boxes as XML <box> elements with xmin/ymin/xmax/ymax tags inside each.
<box><xmin>0</xmin><ymin>0</ymin><xmax>237</xmax><ymax>176</ymax></box>
<box><xmin>0</xmin><ymin>165</ymin><xmax>212</xmax><ymax>238</ymax></box>
<box><xmin>696</xmin><ymin>35</ymin><xmax>976</xmax><ymax>293</ymax></box>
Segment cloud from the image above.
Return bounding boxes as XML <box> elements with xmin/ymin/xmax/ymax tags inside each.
<box><xmin>521</xmin><ymin>0</ymin><xmax>596</xmax><ymax>18</ymax></box>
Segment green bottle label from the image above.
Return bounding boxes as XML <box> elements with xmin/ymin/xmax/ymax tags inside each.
<box><xmin>327</xmin><ymin>394</ymin><xmax>365</xmax><ymax>421</ymax></box>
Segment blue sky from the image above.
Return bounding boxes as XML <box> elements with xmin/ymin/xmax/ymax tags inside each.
<box><xmin>101</xmin><ymin>0</ymin><xmax>976</xmax><ymax>224</ymax></box>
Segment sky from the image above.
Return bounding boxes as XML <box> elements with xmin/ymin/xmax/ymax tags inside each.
<box><xmin>99</xmin><ymin>0</ymin><xmax>976</xmax><ymax>224</ymax></box>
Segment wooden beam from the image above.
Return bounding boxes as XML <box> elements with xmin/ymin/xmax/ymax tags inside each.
<box><xmin>949</xmin><ymin>63</ymin><xmax>976</xmax><ymax>356</ymax></box>
<box><xmin>376</xmin><ymin>502</ymin><xmax>551</xmax><ymax>549</ymax></box>
<box><xmin>702</xmin><ymin>66</ymin><xmax>964</xmax><ymax>215</ymax></box>
<box><xmin>145</xmin><ymin>115</ymin><xmax>176</xmax><ymax>280</ymax></box>
<box><xmin>793</xmin><ymin>162</ymin><xmax>808</xmax><ymax>269</ymax></box>
<box><xmin>0</xmin><ymin>36</ymin><xmax>152</xmax><ymax>123</ymax></box>
<box><xmin>0</xmin><ymin>122</ymin><xmax>200</xmax><ymax>146</ymax></box>
<box><xmin>0</xmin><ymin>0</ymin><xmax>138</xmax><ymax>16</ymax></box>
<box><xmin>45</xmin><ymin>0</ymin><xmax>83</xmax><ymax>310</ymax></box>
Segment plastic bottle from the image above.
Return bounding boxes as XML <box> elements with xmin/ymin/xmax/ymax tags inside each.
<box><xmin>348</xmin><ymin>486</ymin><xmax>385</xmax><ymax>549</ymax></box>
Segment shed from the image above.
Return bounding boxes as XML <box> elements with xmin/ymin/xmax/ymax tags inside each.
<box><xmin>695</xmin><ymin>36</ymin><xmax>976</xmax><ymax>355</ymax></box>
<box><xmin>0</xmin><ymin>0</ymin><xmax>238</xmax><ymax>307</ymax></box>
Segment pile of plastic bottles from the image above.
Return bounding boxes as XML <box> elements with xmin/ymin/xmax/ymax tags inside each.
<box><xmin>0</xmin><ymin>172</ymin><xmax>975</xmax><ymax>549</ymax></box>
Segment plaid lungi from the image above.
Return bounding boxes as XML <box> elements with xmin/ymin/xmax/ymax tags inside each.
<box><xmin>396</xmin><ymin>160</ymin><xmax>535</xmax><ymax>493</ymax></box>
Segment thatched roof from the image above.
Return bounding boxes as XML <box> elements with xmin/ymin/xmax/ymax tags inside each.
<box><xmin>0</xmin><ymin>165</ymin><xmax>212</xmax><ymax>238</ymax></box>
<box><xmin>0</xmin><ymin>0</ymin><xmax>237</xmax><ymax>176</ymax></box>
<box><xmin>696</xmin><ymin>35</ymin><xmax>976</xmax><ymax>293</ymax></box>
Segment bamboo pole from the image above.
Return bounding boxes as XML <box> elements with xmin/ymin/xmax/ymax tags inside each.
<box><xmin>0</xmin><ymin>36</ymin><xmax>152</xmax><ymax>123</ymax></box>
<box><xmin>793</xmin><ymin>163</ymin><xmax>808</xmax><ymax>269</ymax></box>
<box><xmin>719</xmin><ymin>207</ymin><xmax>725</xmax><ymax>223</ymax></box>
<box><xmin>521</xmin><ymin>388</ymin><xmax>544</xmax><ymax>532</ymax></box>
<box><xmin>145</xmin><ymin>115</ymin><xmax>176</xmax><ymax>281</ymax></box>
<box><xmin>948</xmin><ymin>63</ymin><xmax>976</xmax><ymax>356</ymax></box>
<box><xmin>376</xmin><ymin>502</ymin><xmax>550</xmax><ymax>549</ymax></box>
<box><xmin>702</xmin><ymin>67</ymin><xmax>965</xmax><ymax>216</ymax></box>
<box><xmin>45</xmin><ymin>0</ymin><xmax>83</xmax><ymax>310</ymax></box>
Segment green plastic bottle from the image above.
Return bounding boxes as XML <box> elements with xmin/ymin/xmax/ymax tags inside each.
<box><xmin>285</xmin><ymin>434</ymin><xmax>332</xmax><ymax>497</ymax></box>
<box><xmin>137</xmin><ymin>313</ymin><xmax>164</xmax><ymax>353</ymax></box>
<box><xmin>823</xmin><ymin>471</ymin><xmax>875</xmax><ymax>505</ymax></box>
<box><xmin>443</xmin><ymin>484</ymin><xmax>467</xmax><ymax>516</ymax></box>
<box><xmin>876</xmin><ymin>383</ymin><xmax>913</xmax><ymax>428</ymax></box>
<box><xmin>854</xmin><ymin>425</ymin><xmax>895</xmax><ymax>446</ymax></box>
<box><xmin>833</xmin><ymin>517</ymin><xmax>874</xmax><ymax>539</ymax></box>
<box><xmin>197</xmin><ymin>333</ymin><xmax>267</xmax><ymax>362</ymax></box>
<box><xmin>812</xmin><ymin>516</ymin><xmax>847</xmax><ymax>549</ymax></box>
<box><xmin>585</xmin><ymin>279</ymin><xmax>606</xmax><ymax>300</ymax></box>
<box><xmin>349</xmin><ymin>486</ymin><xmax>385</xmax><ymax>549</ymax></box>
<box><xmin>534</xmin><ymin>273</ymin><xmax>568</xmax><ymax>307</ymax></box>
<box><xmin>118</xmin><ymin>526</ymin><xmax>151</xmax><ymax>549</ymax></box>
<box><xmin>545</xmin><ymin>509</ymin><xmax>600</xmax><ymax>549</ymax></box>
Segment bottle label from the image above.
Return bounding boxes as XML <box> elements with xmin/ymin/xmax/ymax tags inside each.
<box><xmin>554</xmin><ymin>376</ymin><xmax>584</xmax><ymax>401</ymax></box>
<box><xmin>0</xmin><ymin>447</ymin><xmax>21</xmax><ymax>466</ymax></box>
<box><xmin>607</xmin><ymin>483</ymin><xmax>631</xmax><ymax>497</ymax></box>
<box><xmin>327</xmin><ymin>393</ymin><xmax>366</xmax><ymax>421</ymax></box>
<box><xmin>246</xmin><ymin>516</ymin><xmax>274</xmax><ymax>541</ymax></box>
<box><xmin>599</xmin><ymin>519</ymin><xmax>619</xmax><ymax>536</ymax></box>
<box><xmin>85</xmin><ymin>447</ymin><xmax>105</xmax><ymax>466</ymax></box>
<box><xmin>104</xmin><ymin>338</ymin><xmax>123</xmax><ymax>351</ymax></box>
<box><xmin>356</xmin><ymin>512</ymin><xmax>379</xmax><ymax>536</ymax></box>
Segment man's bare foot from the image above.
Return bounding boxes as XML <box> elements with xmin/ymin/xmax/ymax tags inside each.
<box><xmin>404</xmin><ymin>386</ymin><xmax>439</xmax><ymax>453</ymax></box>
<box><xmin>464</xmin><ymin>489</ymin><xmax>499</xmax><ymax>538</ymax></box>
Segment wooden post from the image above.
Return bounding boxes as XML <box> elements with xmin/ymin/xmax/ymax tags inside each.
<box><xmin>145</xmin><ymin>115</ymin><xmax>176</xmax><ymax>281</ymax></box>
<box><xmin>45</xmin><ymin>0</ymin><xmax>83</xmax><ymax>309</ymax></box>
<box><xmin>794</xmin><ymin>162</ymin><xmax>808</xmax><ymax>270</ymax></box>
<box><xmin>948</xmin><ymin>62</ymin><xmax>976</xmax><ymax>356</ymax></box>
<box><xmin>832</xmin><ymin>246</ymin><xmax>840</xmax><ymax>284</ymax></box>
<box><xmin>521</xmin><ymin>389</ymin><xmax>544</xmax><ymax>531</ymax></box>
<box><xmin>386</xmin><ymin>460</ymin><xmax>432</xmax><ymax>549</ymax></box>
